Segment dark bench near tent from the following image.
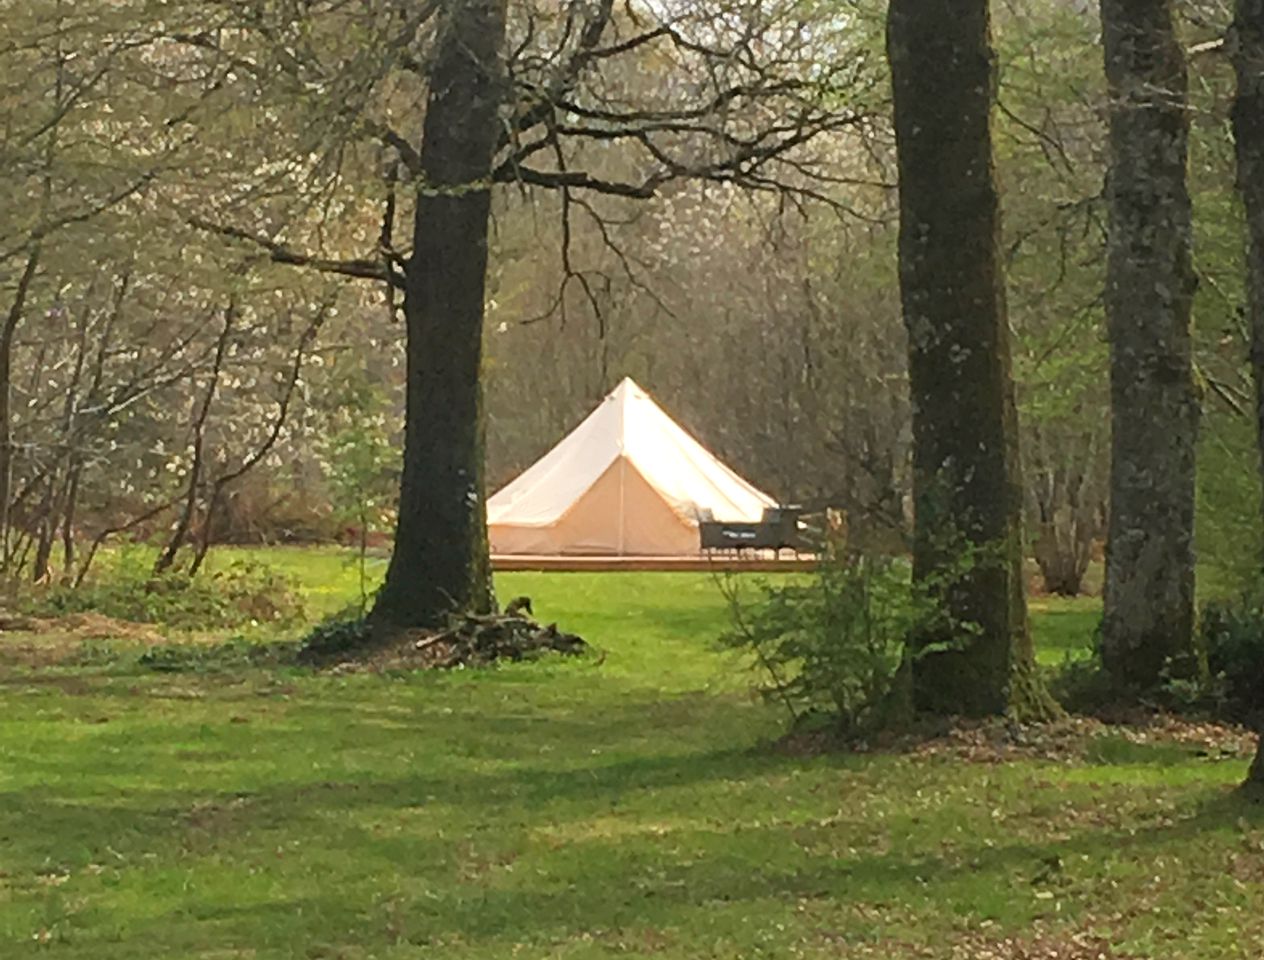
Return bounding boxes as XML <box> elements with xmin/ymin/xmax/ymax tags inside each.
<box><xmin>699</xmin><ymin>505</ymin><xmax>805</xmax><ymax>555</ymax></box>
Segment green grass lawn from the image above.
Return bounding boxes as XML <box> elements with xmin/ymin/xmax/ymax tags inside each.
<box><xmin>206</xmin><ymin>546</ymin><xmax>1102</xmax><ymax>668</ymax></box>
<box><xmin>1</xmin><ymin>548</ymin><xmax>1261</xmax><ymax>958</ymax></box>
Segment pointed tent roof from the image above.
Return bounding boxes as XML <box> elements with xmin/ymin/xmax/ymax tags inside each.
<box><xmin>487</xmin><ymin>378</ymin><xmax>775</xmax><ymax>529</ymax></box>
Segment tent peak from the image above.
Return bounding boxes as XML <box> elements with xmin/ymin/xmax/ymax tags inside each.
<box><xmin>608</xmin><ymin>378</ymin><xmax>645</xmax><ymax>432</ymax></box>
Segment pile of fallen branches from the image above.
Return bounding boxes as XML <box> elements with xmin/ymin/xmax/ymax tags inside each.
<box><xmin>297</xmin><ymin>597</ymin><xmax>592</xmax><ymax>671</ymax></box>
<box><xmin>411</xmin><ymin>600</ymin><xmax>589</xmax><ymax>669</ymax></box>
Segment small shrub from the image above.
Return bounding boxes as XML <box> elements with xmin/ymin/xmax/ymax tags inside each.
<box><xmin>1046</xmin><ymin>653</ymin><xmax>1114</xmax><ymax>715</ymax></box>
<box><xmin>719</xmin><ymin>554</ymin><xmax>928</xmax><ymax>734</ymax></box>
<box><xmin>70</xmin><ymin>639</ymin><xmax>128</xmax><ymax>668</ymax></box>
<box><xmin>1047</xmin><ymin>609</ymin><xmax>1241</xmax><ymax>720</ymax></box>
<box><xmin>1199</xmin><ymin>594</ymin><xmax>1264</xmax><ymax>721</ymax></box>
<box><xmin>210</xmin><ymin>559</ymin><xmax>307</xmax><ymax>626</ymax></box>
<box><xmin>298</xmin><ymin>611</ymin><xmax>375</xmax><ymax>663</ymax></box>
<box><xmin>317</xmin><ymin>371</ymin><xmax>400</xmax><ymax>613</ymax></box>
<box><xmin>19</xmin><ymin>547</ymin><xmax>305</xmax><ymax>630</ymax></box>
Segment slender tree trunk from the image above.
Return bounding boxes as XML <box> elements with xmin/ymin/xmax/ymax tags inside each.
<box><xmin>61</xmin><ymin>462</ymin><xmax>81</xmax><ymax>584</ymax></box>
<box><xmin>188</xmin><ymin>487</ymin><xmax>223</xmax><ymax>577</ymax></box>
<box><xmin>187</xmin><ymin>308</ymin><xmax>323</xmax><ymax>580</ymax></box>
<box><xmin>0</xmin><ymin>249</ymin><xmax>40</xmax><ymax>568</ymax></box>
<box><xmin>45</xmin><ymin>302</ymin><xmax>89</xmax><ymax>585</ymax></box>
<box><xmin>155</xmin><ymin>309</ymin><xmax>233</xmax><ymax>575</ymax></box>
<box><xmin>358</xmin><ymin>504</ymin><xmax>369</xmax><ymax>613</ymax></box>
<box><xmin>1099</xmin><ymin>0</ymin><xmax>1199</xmax><ymax>692</ymax></box>
<box><xmin>1233</xmin><ymin>0</ymin><xmax>1264</xmax><ymax>787</ymax></box>
<box><xmin>31</xmin><ymin>472</ymin><xmax>58</xmax><ymax>583</ymax></box>
<box><xmin>371</xmin><ymin>0</ymin><xmax>507</xmax><ymax>630</ymax></box>
<box><xmin>887</xmin><ymin>0</ymin><xmax>1051</xmax><ymax>718</ymax></box>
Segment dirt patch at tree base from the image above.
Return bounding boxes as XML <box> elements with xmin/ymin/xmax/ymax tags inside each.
<box><xmin>777</xmin><ymin>714</ymin><xmax>1254</xmax><ymax>765</ymax></box>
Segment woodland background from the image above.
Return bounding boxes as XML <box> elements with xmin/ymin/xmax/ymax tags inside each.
<box><xmin>1</xmin><ymin>0</ymin><xmax>1255</xmax><ymax>599</ymax></box>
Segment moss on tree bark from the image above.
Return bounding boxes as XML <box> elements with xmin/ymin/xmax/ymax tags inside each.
<box><xmin>887</xmin><ymin>0</ymin><xmax>1054</xmax><ymax>720</ymax></box>
<box><xmin>371</xmin><ymin>0</ymin><xmax>506</xmax><ymax>630</ymax></box>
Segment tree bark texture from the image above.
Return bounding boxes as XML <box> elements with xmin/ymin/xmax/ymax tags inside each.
<box><xmin>887</xmin><ymin>0</ymin><xmax>1049</xmax><ymax>717</ymax></box>
<box><xmin>1233</xmin><ymin>0</ymin><xmax>1264</xmax><ymax>787</ymax></box>
<box><xmin>1238</xmin><ymin>1</ymin><xmax>1264</xmax><ymax>525</ymax></box>
<box><xmin>1099</xmin><ymin>0</ymin><xmax>1199</xmax><ymax>692</ymax></box>
<box><xmin>371</xmin><ymin>0</ymin><xmax>507</xmax><ymax>629</ymax></box>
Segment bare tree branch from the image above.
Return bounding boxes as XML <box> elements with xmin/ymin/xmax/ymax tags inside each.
<box><xmin>186</xmin><ymin>216</ymin><xmax>403</xmax><ymax>286</ymax></box>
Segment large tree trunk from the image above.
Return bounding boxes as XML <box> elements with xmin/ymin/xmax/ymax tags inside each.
<box><xmin>887</xmin><ymin>0</ymin><xmax>1050</xmax><ymax>718</ymax></box>
<box><xmin>371</xmin><ymin>0</ymin><xmax>507</xmax><ymax>629</ymax></box>
<box><xmin>1099</xmin><ymin>0</ymin><xmax>1199</xmax><ymax>692</ymax></box>
<box><xmin>1233</xmin><ymin>0</ymin><xmax>1264</xmax><ymax>788</ymax></box>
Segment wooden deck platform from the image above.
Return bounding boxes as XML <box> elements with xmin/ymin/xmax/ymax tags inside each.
<box><xmin>491</xmin><ymin>554</ymin><xmax>818</xmax><ymax>573</ymax></box>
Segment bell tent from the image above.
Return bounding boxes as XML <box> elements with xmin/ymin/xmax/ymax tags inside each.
<box><xmin>487</xmin><ymin>378</ymin><xmax>776</xmax><ymax>556</ymax></box>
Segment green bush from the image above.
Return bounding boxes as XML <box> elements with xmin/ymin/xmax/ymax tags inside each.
<box><xmin>719</xmin><ymin>554</ymin><xmax>928</xmax><ymax>734</ymax></box>
<box><xmin>297</xmin><ymin>611</ymin><xmax>375</xmax><ymax>663</ymax></box>
<box><xmin>1199</xmin><ymin>594</ymin><xmax>1264</xmax><ymax>721</ymax></box>
<box><xmin>1046</xmin><ymin>652</ymin><xmax>1114</xmax><ymax>715</ymax></box>
<box><xmin>1045</xmin><ymin>602</ymin><xmax>1256</xmax><ymax>720</ymax></box>
<box><xmin>20</xmin><ymin>547</ymin><xmax>306</xmax><ymax>630</ymax></box>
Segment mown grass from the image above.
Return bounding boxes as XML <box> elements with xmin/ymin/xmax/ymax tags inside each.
<box><xmin>1</xmin><ymin>547</ymin><xmax>1260</xmax><ymax>958</ymax></box>
<box><xmin>206</xmin><ymin>546</ymin><xmax>1103</xmax><ymax>666</ymax></box>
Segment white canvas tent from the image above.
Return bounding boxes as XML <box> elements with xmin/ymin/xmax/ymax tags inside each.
<box><xmin>488</xmin><ymin>378</ymin><xmax>776</xmax><ymax>556</ymax></box>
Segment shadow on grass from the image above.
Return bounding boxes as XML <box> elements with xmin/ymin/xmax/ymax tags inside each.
<box><xmin>3</xmin><ymin>648</ymin><xmax>1258</xmax><ymax>955</ymax></box>
<box><xmin>22</xmin><ymin>777</ymin><xmax>1262</xmax><ymax>954</ymax></box>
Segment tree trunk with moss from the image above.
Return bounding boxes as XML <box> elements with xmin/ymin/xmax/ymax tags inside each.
<box><xmin>1234</xmin><ymin>0</ymin><xmax>1264</xmax><ymax>787</ymax></box>
<box><xmin>1098</xmin><ymin>0</ymin><xmax>1199</xmax><ymax>693</ymax></box>
<box><xmin>370</xmin><ymin>0</ymin><xmax>506</xmax><ymax>630</ymax></box>
<box><xmin>887</xmin><ymin>0</ymin><xmax>1051</xmax><ymax>718</ymax></box>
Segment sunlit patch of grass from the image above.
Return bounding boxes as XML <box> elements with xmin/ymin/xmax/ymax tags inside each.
<box><xmin>1028</xmin><ymin>595</ymin><xmax>1099</xmax><ymax>666</ymax></box>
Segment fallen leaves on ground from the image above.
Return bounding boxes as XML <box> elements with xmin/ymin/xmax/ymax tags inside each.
<box><xmin>948</xmin><ymin>928</ymin><xmax>1144</xmax><ymax>959</ymax></box>
<box><xmin>780</xmin><ymin>714</ymin><xmax>1255</xmax><ymax>765</ymax></box>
